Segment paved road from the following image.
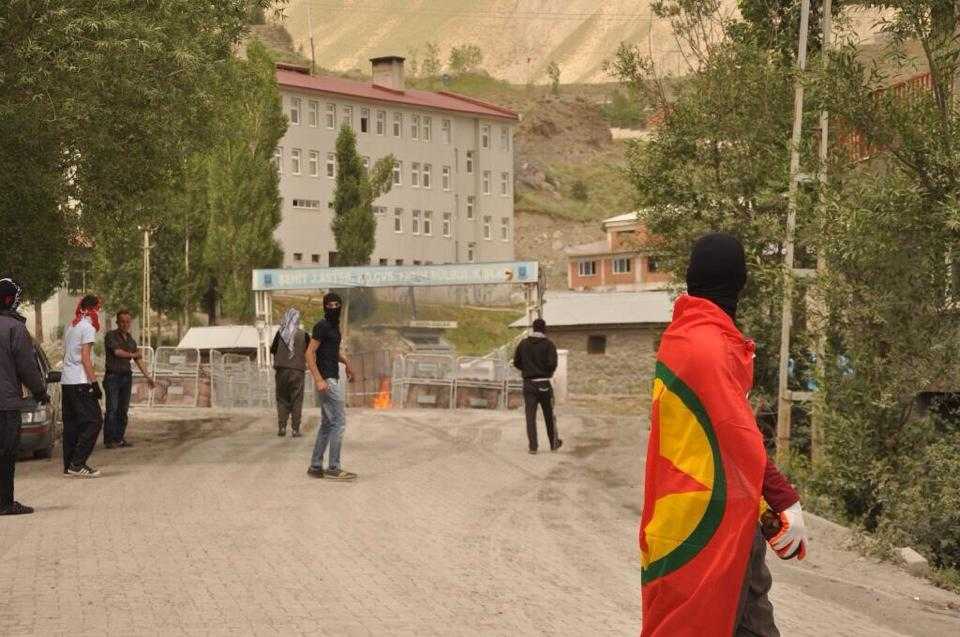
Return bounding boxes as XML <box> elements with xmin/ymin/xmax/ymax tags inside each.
<box><xmin>1</xmin><ymin>405</ymin><xmax>958</xmax><ymax>636</ymax></box>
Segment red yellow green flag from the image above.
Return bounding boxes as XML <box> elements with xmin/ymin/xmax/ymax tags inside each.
<box><xmin>640</xmin><ymin>296</ymin><xmax>767</xmax><ymax>636</ymax></box>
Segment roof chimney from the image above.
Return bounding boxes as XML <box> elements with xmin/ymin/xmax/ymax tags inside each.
<box><xmin>371</xmin><ymin>56</ymin><xmax>406</xmax><ymax>91</ymax></box>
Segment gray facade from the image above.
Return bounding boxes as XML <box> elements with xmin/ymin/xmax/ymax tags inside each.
<box><xmin>273</xmin><ymin>61</ymin><xmax>518</xmax><ymax>270</ymax></box>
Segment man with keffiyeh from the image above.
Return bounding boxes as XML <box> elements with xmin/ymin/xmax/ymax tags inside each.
<box><xmin>270</xmin><ymin>307</ymin><xmax>308</xmax><ymax>437</ymax></box>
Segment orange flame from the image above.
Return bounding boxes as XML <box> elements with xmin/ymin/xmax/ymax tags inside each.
<box><xmin>373</xmin><ymin>377</ymin><xmax>392</xmax><ymax>410</ymax></box>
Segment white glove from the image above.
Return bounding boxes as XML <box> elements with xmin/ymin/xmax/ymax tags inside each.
<box><xmin>769</xmin><ymin>502</ymin><xmax>808</xmax><ymax>560</ymax></box>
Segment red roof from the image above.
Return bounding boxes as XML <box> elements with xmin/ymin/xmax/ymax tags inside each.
<box><xmin>275</xmin><ymin>69</ymin><xmax>519</xmax><ymax>122</ymax></box>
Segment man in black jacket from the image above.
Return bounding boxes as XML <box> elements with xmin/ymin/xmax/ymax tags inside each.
<box><xmin>0</xmin><ymin>278</ymin><xmax>48</xmax><ymax>515</ymax></box>
<box><xmin>513</xmin><ymin>318</ymin><xmax>562</xmax><ymax>454</ymax></box>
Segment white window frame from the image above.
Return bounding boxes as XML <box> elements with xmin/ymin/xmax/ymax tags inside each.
<box><xmin>442</xmin><ymin>119</ymin><xmax>452</xmax><ymax>144</ymax></box>
<box><xmin>411</xmin><ymin>162</ymin><xmax>420</xmax><ymax>188</ymax></box>
<box><xmin>501</xmin><ymin>126</ymin><xmax>510</xmax><ymax>151</ymax></box>
<box><xmin>422</xmin><ymin>116</ymin><xmax>432</xmax><ymax>142</ymax></box>
<box><xmin>483</xmin><ymin>216</ymin><xmax>492</xmax><ymax>240</ymax></box>
<box><xmin>393</xmin><ymin>160</ymin><xmax>402</xmax><ymax>186</ymax></box>
<box><xmin>467</xmin><ymin>245</ymin><xmax>476</xmax><ymax>263</ymax></box>
<box><xmin>442</xmin><ymin>212</ymin><xmax>452</xmax><ymax>238</ymax></box>
<box><xmin>466</xmin><ymin>150</ymin><xmax>474</xmax><ymax>174</ymax></box>
<box><xmin>273</xmin><ymin>147</ymin><xmax>283</xmax><ymax>174</ymax></box>
<box><xmin>326</xmin><ymin>153</ymin><xmax>335</xmax><ymax>178</ymax></box>
<box><xmin>308</xmin><ymin>100</ymin><xmax>319</xmax><ymax>127</ymax></box>
<box><xmin>376</xmin><ymin>110</ymin><xmax>386</xmax><ymax>135</ymax></box>
<box><xmin>442</xmin><ymin>166</ymin><xmax>451</xmax><ymax>191</ymax></box>
<box><xmin>613</xmin><ymin>257</ymin><xmax>632</xmax><ymax>274</ymax></box>
<box><xmin>466</xmin><ymin>196</ymin><xmax>475</xmax><ymax>220</ymax></box>
<box><xmin>360</xmin><ymin>108</ymin><xmax>370</xmax><ymax>133</ymax></box>
<box><xmin>410</xmin><ymin>114</ymin><xmax>420</xmax><ymax>140</ymax></box>
<box><xmin>412</xmin><ymin>209</ymin><xmax>421</xmax><ymax>235</ymax></box>
<box><xmin>326</xmin><ymin>103</ymin><xmax>336</xmax><ymax>129</ymax></box>
<box><xmin>500</xmin><ymin>172</ymin><xmax>510</xmax><ymax>196</ymax></box>
<box><xmin>291</xmin><ymin>148</ymin><xmax>302</xmax><ymax>175</ymax></box>
<box><xmin>290</xmin><ymin>97</ymin><xmax>301</xmax><ymax>125</ymax></box>
<box><xmin>394</xmin><ymin>208</ymin><xmax>403</xmax><ymax>233</ymax></box>
<box><xmin>500</xmin><ymin>217</ymin><xmax>509</xmax><ymax>241</ymax></box>
<box><xmin>393</xmin><ymin>112</ymin><xmax>402</xmax><ymax>137</ymax></box>
<box><xmin>578</xmin><ymin>261</ymin><xmax>598</xmax><ymax>277</ymax></box>
<box><xmin>341</xmin><ymin>105</ymin><xmax>353</xmax><ymax>129</ymax></box>
<box><xmin>423</xmin><ymin>211</ymin><xmax>433</xmax><ymax>236</ymax></box>
<box><xmin>481</xmin><ymin>124</ymin><xmax>490</xmax><ymax>148</ymax></box>
<box><xmin>482</xmin><ymin>171</ymin><xmax>491</xmax><ymax>195</ymax></box>
<box><xmin>362</xmin><ymin>156</ymin><xmax>370</xmax><ymax>170</ymax></box>
<box><xmin>308</xmin><ymin>150</ymin><xmax>319</xmax><ymax>177</ymax></box>
<box><xmin>422</xmin><ymin>163</ymin><xmax>432</xmax><ymax>189</ymax></box>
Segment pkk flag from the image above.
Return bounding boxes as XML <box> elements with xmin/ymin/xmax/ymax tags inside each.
<box><xmin>639</xmin><ymin>295</ymin><xmax>767</xmax><ymax>636</ymax></box>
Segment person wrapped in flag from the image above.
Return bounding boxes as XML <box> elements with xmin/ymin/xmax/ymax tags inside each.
<box><xmin>640</xmin><ymin>233</ymin><xmax>808</xmax><ymax>637</ymax></box>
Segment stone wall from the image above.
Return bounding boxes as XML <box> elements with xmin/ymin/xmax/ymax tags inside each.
<box><xmin>550</xmin><ymin>325</ymin><xmax>663</xmax><ymax>396</ymax></box>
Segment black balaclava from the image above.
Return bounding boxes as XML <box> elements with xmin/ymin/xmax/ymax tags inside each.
<box><xmin>686</xmin><ymin>233</ymin><xmax>747</xmax><ymax>321</ymax></box>
<box><xmin>0</xmin><ymin>278</ymin><xmax>22</xmax><ymax>312</ymax></box>
<box><xmin>323</xmin><ymin>292</ymin><xmax>343</xmax><ymax>325</ymax></box>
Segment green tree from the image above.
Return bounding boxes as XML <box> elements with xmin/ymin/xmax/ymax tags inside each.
<box><xmin>546</xmin><ymin>61</ymin><xmax>561</xmax><ymax>94</ymax></box>
<box><xmin>449</xmin><ymin>45</ymin><xmax>483</xmax><ymax>74</ymax></box>
<box><xmin>202</xmin><ymin>41</ymin><xmax>287</xmax><ymax>320</ymax></box>
<box><xmin>423</xmin><ymin>42</ymin><xmax>442</xmax><ymax>77</ymax></box>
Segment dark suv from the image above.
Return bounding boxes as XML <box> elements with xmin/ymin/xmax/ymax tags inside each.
<box><xmin>18</xmin><ymin>346</ymin><xmax>61</xmax><ymax>459</ymax></box>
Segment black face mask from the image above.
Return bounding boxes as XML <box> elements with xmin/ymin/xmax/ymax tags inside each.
<box><xmin>322</xmin><ymin>293</ymin><xmax>343</xmax><ymax>325</ymax></box>
<box><xmin>686</xmin><ymin>233</ymin><xmax>747</xmax><ymax>321</ymax></box>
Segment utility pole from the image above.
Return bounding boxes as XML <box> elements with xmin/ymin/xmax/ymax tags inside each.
<box><xmin>141</xmin><ymin>228</ymin><xmax>152</xmax><ymax>349</ymax></box>
<box><xmin>306</xmin><ymin>4</ymin><xmax>317</xmax><ymax>74</ymax></box>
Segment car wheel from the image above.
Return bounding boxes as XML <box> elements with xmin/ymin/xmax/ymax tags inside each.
<box><xmin>33</xmin><ymin>446</ymin><xmax>53</xmax><ymax>460</ymax></box>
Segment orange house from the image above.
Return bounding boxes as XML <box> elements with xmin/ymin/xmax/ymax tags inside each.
<box><xmin>566</xmin><ymin>212</ymin><xmax>671</xmax><ymax>291</ymax></box>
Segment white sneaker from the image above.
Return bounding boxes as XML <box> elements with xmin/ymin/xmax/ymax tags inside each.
<box><xmin>66</xmin><ymin>464</ymin><xmax>101</xmax><ymax>478</ymax></box>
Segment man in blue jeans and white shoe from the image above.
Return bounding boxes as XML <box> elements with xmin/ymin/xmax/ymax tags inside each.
<box><xmin>306</xmin><ymin>292</ymin><xmax>356</xmax><ymax>481</ymax></box>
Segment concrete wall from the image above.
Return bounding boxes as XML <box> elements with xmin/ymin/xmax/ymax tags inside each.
<box><xmin>549</xmin><ymin>325</ymin><xmax>663</xmax><ymax>396</ymax></box>
<box><xmin>275</xmin><ymin>88</ymin><xmax>516</xmax><ymax>269</ymax></box>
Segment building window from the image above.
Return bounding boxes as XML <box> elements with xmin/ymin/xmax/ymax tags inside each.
<box><xmin>422</xmin><ymin>116</ymin><xmax>432</xmax><ymax>142</ymax></box>
<box><xmin>411</xmin><ymin>162</ymin><xmax>420</xmax><ymax>187</ymax></box>
<box><xmin>613</xmin><ymin>257</ymin><xmax>632</xmax><ymax>274</ymax></box>
<box><xmin>413</xmin><ymin>260</ymin><xmax>422</xmax><ymax>266</ymax></box>
<box><xmin>410</xmin><ymin>114</ymin><xmax>420</xmax><ymax>140</ymax></box>
<box><xmin>442</xmin><ymin>119</ymin><xmax>452</xmax><ymax>143</ymax></box>
<box><xmin>360</xmin><ymin>108</ymin><xmax>370</xmax><ymax>133</ymax></box>
<box><xmin>500</xmin><ymin>126</ymin><xmax>510</xmax><ymax>151</ymax></box>
<box><xmin>422</xmin><ymin>163</ymin><xmax>432</xmax><ymax>189</ymax></box>
<box><xmin>273</xmin><ymin>146</ymin><xmax>283</xmax><ymax>174</ymax></box>
<box><xmin>291</xmin><ymin>148</ymin><xmax>301</xmax><ymax>175</ymax></box>
<box><xmin>326</xmin><ymin>103</ymin><xmax>336</xmax><ymax>129</ymax></box>
<box><xmin>481</xmin><ymin>124</ymin><xmax>490</xmax><ymax>148</ymax></box>
<box><xmin>578</xmin><ymin>261</ymin><xmax>598</xmax><ymax>277</ymax></box>
<box><xmin>363</xmin><ymin>156</ymin><xmax>370</xmax><ymax>170</ymax></box>
<box><xmin>308</xmin><ymin>100</ymin><xmax>319</xmax><ymax>127</ymax></box>
<box><xmin>311</xmin><ymin>254</ymin><xmax>320</xmax><ymax>263</ymax></box>
<box><xmin>329</xmin><ymin>252</ymin><xmax>338</xmax><ymax>267</ymax></box>
<box><xmin>293</xmin><ymin>252</ymin><xmax>303</xmax><ymax>262</ymax></box>
<box><xmin>500</xmin><ymin>172</ymin><xmax>510</xmax><ymax>196</ymax></box>
<box><xmin>442</xmin><ymin>166</ymin><xmax>451</xmax><ymax>191</ymax></box>
<box><xmin>341</xmin><ymin>106</ymin><xmax>353</xmax><ymax>129</ymax></box>
<box><xmin>394</xmin><ymin>208</ymin><xmax>403</xmax><ymax>233</ymax></box>
<box><xmin>647</xmin><ymin>257</ymin><xmax>660</xmax><ymax>273</ymax></box>
<box><xmin>393</xmin><ymin>112</ymin><xmax>402</xmax><ymax>137</ymax></box>
<box><xmin>482</xmin><ymin>171</ymin><xmax>491</xmax><ymax>195</ymax></box>
<box><xmin>395</xmin><ymin>259</ymin><xmax>404</xmax><ymax>266</ymax></box>
<box><xmin>587</xmin><ymin>335</ymin><xmax>607</xmax><ymax>355</ymax></box>
<box><xmin>483</xmin><ymin>215</ymin><xmax>492</xmax><ymax>240</ymax></box>
<box><xmin>423</xmin><ymin>211</ymin><xmax>433</xmax><ymax>236</ymax></box>
<box><xmin>308</xmin><ymin>150</ymin><xmax>319</xmax><ymax>177</ymax></box>
<box><xmin>292</xmin><ymin>199</ymin><xmax>322</xmax><ymax>209</ymax></box>
<box><xmin>467</xmin><ymin>245</ymin><xmax>476</xmax><ymax>262</ymax></box>
<box><xmin>326</xmin><ymin>153</ymin><xmax>335</xmax><ymax>178</ymax></box>
<box><xmin>500</xmin><ymin>217</ymin><xmax>509</xmax><ymax>241</ymax></box>
<box><xmin>466</xmin><ymin>196</ymin><xmax>475</xmax><ymax>220</ymax></box>
<box><xmin>466</xmin><ymin>150</ymin><xmax>474</xmax><ymax>174</ymax></box>
<box><xmin>412</xmin><ymin>210</ymin><xmax>421</xmax><ymax>235</ymax></box>
<box><xmin>376</xmin><ymin>110</ymin><xmax>386</xmax><ymax>135</ymax></box>
<box><xmin>290</xmin><ymin>97</ymin><xmax>301</xmax><ymax>124</ymax></box>
<box><xmin>442</xmin><ymin>212</ymin><xmax>452</xmax><ymax>238</ymax></box>
<box><xmin>393</xmin><ymin>161</ymin><xmax>402</xmax><ymax>185</ymax></box>
<box><xmin>379</xmin><ymin>258</ymin><xmax>388</xmax><ymax>266</ymax></box>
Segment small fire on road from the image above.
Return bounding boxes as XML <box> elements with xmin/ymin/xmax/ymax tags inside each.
<box><xmin>373</xmin><ymin>377</ymin><xmax>392</xmax><ymax>410</ymax></box>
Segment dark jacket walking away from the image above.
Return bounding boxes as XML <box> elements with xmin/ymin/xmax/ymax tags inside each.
<box><xmin>513</xmin><ymin>319</ymin><xmax>561</xmax><ymax>454</ymax></box>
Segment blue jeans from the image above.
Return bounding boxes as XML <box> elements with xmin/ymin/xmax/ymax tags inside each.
<box><xmin>310</xmin><ymin>377</ymin><xmax>346</xmax><ymax>471</ymax></box>
<box><xmin>103</xmin><ymin>373</ymin><xmax>133</xmax><ymax>444</ymax></box>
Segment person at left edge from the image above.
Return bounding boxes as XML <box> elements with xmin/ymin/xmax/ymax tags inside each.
<box><xmin>103</xmin><ymin>309</ymin><xmax>154</xmax><ymax>449</ymax></box>
<box><xmin>0</xmin><ymin>278</ymin><xmax>48</xmax><ymax>515</ymax></box>
<box><xmin>61</xmin><ymin>295</ymin><xmax>104</xmax><ymax>478</ymax></box>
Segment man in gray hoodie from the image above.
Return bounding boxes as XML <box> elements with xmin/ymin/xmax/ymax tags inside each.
<box><xmin>0</xmin><ymin>278</ymin><xmax>48</xmax><ymax>515</ymax></box>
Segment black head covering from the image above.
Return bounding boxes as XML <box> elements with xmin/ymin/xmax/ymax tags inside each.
<box><xmin>0</xmin><ymin>278</ymin><xmax>22</xmax><ymax>311</ymax></box>
<box><xmin>532</xmin><ymin>318</ymin><xmax>546</xmax><ymax>333</ymax></box>
<box><xmin>323</xmin><ymin>292</ymin><xmax>343</xmax><ymax>325</ymax></box>
<box><xmin>686</xmin><ymin>233</ymin><xmax>747</xmax><ymax>321</ymax></box>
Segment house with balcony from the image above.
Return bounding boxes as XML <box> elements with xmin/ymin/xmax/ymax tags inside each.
<box><xmin>565</xmin><ymin>212</ymin><xmax>671</xmax><ymax>291</ymax></box>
